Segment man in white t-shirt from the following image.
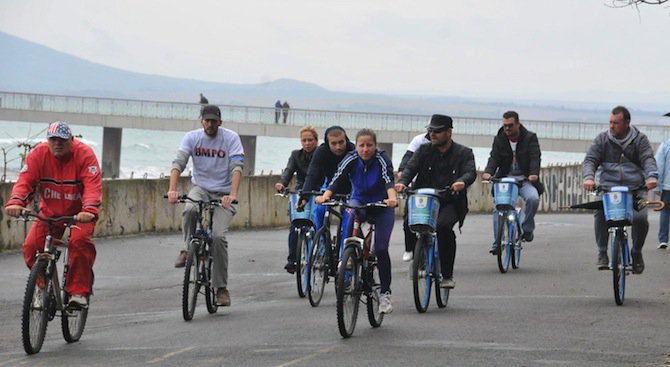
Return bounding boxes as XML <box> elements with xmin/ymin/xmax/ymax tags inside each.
<box><xmin>397</xmin><ymin>132</ymin><xmax>430</xmax><ymax>262</ymax></box>
<box><xmin>166</xmin><ymin>104</ymin><xmax>244</xmax><ymax>307</ymax></box>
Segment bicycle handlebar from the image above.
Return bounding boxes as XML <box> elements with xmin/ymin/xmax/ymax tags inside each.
<box><xmin>274</xmin><ymin>189</ymin><xmax>323</xmax><ymax>198</ymax></box>
<box><xmin>399</xmin><ymin>187</ymin><xmax>453</xmax><ymax>200</ymax></box>
<box><xmin>163</xmin><ymin>194</ymin><xmax>238</xmax><ymax>205</ymax></box>
<box><xmin>321</xmin><ymin>200</ymin><xmax>389</xmax><ymax>210</ymax></box>
<box><xmin>18</xmin><ymin>210</ymin><xmax>77</xmax><ymax>225</ymax></box>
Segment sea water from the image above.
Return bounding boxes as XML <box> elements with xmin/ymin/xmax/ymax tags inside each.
<box><xmin>0</xmin><ymin>120</ymin><xmax>584</xmax><ymax>181</ymax></box>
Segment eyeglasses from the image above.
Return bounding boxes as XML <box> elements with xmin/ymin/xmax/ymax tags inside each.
<box><xmin>427</xmin><ymin>127</ymin><xmax>447</xmax><ymax>134</ymax></box>
<box><xmin>502</xmin><ymin>123</ymin><xmax>515</xmax><ymax>129</ymax></box>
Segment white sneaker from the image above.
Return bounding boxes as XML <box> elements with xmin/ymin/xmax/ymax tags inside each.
<box><xmin>402</xmin><ymin>251</ymin><xmax>413</xmax><ymax>262</ymax></box>
<box><xmin>68</xmin><ymin>294</ymin><xmax>88</xmax><ymax>308</ymax></box>
<box><xmin>379</xmin><ymin>291</ymin><xmax>393</xmax><ymax>314</ymax></box>
<box><xmin>658</xmin><ymin>242</ymin><xmax>668</xmax><ymax>249</ymax></box>
<box><xmin>440</xmin><ymin>278</ymin><xmax>455</xmax><ymax>289</ymax></box>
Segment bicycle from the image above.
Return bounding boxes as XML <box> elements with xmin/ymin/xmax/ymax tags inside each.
<box><xmin>18</xmin><ymin>211</ymin><xmax>90</xmax><ymax>355</ymax></box>
<box><xmin>405</xmin><ymin>188</ymin><xmax>450</xmax><ymax>313</ymax></box>
<box><xmin>306</xmin><ymin>193</ymin><xmax>349</xmax><ymax>307</ymax></box>
<box><xmin>327</xmin><ymin>200</ymin><xmax>388</xmax><ymax>338</ymax></box>
<box><xmin>167</xmin><ymin>194</ymin><xmax>228</xmax><ymax>321</ymax></box>
<box><xmin>484</xmin><ymin>177</ymin><xmax>525</xmax><ymax>273</ymax></box>
<box><xmin>275</xmin><ymin>189</ymin><xmax>319</xmax><ymax>298</ymax></box>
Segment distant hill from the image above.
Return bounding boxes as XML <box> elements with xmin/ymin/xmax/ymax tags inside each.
<box><xmin>0</xmin><ymin>31</ymin><xmax>667</xmax><ymax>123</ymax></box>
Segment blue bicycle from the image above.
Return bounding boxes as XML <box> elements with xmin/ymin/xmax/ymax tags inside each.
<box><xmin>486</xmin><ymin>177</ymin><xmax>524</xmax><ymax>273</ymax></box>
<box><xmin>405</xmin><ymin>188</ymin><xmax>449</xmax><ymax>313</ymax></box>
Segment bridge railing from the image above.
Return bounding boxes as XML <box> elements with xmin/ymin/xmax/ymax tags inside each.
<box><xmin>2</xmin><ymin>91</ymin><xmax>669</xmax><ymax>143</ymax></box>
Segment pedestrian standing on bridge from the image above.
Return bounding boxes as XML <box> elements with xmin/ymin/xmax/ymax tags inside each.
<box><xmin>275</xmin><ymin>100</ymin><xmax>282</xmax><ymax>124</ymax></box>
<box><xmin>166</xmin><ymin>104</ymin><xmax>244</xmax><ymax>307</ymax></box>
<box><xmin>4</xmin><ymin>121</ymin><xmax>102</xmax><ymax>308</ymax></box>
<box><xmin>482</xmin><ymin>110</ymin><xmax>543</xmax><ymax>253</ymax></box>
<box><xmin>654</xmin><ymin>112</ymin><xmax>670</xmax><ymax>249</ymax></box>
<box><xmin>583</xmin><ymin>105</ymin><xmax>658</xmax><ymax>273</ymax></box>
<box><xmin>274</xmin><ymin>125</ymin><xmax>319</xmax><ymax>273</ymax></box>
<box><xmin>282</xmin><ymin>101</ymin><xmax>290</xmax><ymax>124</ymax></box>
<box><xmin>395</xmin><ymin>114</ymin><xmax>476</xmax><ymax>290</ymax></box>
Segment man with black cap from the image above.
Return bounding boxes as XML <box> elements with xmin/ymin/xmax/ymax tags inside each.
<box><xmin>5</xmin><ymin>121</ymin><xmax>102</xmax><ymax>309</ymax></box>
<box><xmin>395</xmin><ymin>114</ymin><xmax>476</xmax><ymax>289</ymax></box>
<box><xmin>482</xmin><ymin>111</ymin><xmax>543</xmax><ymax>253</ymax></box>
<box><xmin>167</xmin><ymin>104</ymin><xmax>244</xmax><ymax>307</ymax></box>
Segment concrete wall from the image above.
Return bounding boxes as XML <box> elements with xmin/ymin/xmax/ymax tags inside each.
<box><xmin>0</xmin><ymin>165</ymin><xmax>588</xmax><ymax>251</ymax></box>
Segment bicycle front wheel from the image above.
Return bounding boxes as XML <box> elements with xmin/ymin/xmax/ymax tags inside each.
<box><xmin>296</xmin><ymin>230</ymin><xmax>308</xmax><ymax>298</ymax></box>
<box><xmin>434</xmin><ymin>244</ymin><xmax>449</xmax><ymax>308</ymax></box>
<box><xmin>336</xmin><ymin>246</ymin><xmax>361</xmax><ymax>338</ymax></box>
<box><xmin>182</xmin><ymin>240</ymin><xmax>201</xmax><ymax>321</ymax></box>
<box><xmin>366</xmin><ymin>257</ymin><xmax>384</xmax><ymax>328</ymax></box>
<box><xmin>496</xmin><ymin>216</ymin><xmax>512</xmax><ymax>273</ymax></box>
<box><xmin>22</xmin><ymin>260</ymin><xmax>50</xmax><ymax>355</ymax></box>
<box><xmin>205</xmin><ymin>254</ymin><xmax>218</xmax><ymax>314</ymax></box>
<box><xmin>412</xmin><ymin>234</ymin><xmax>431</xmax><ymax>313</ymax></box>
<box><xmin>62</xmin><ymin>293</ymin><xmax>89</xmax><ymax>343</ymax></box>
<box><xmin>308</xmin><ymin>227</ymin><xmax>328</xmax><ymax>307</ymax></box>
<box><xmin>512</xmin><ymin>219</ymin><xmax>522</xmax><ymax>269</ymax></box>
<box><xmin>612</xmin><ymin>231</ymin><xmax>626</xmax><ymax>306</ymax></box>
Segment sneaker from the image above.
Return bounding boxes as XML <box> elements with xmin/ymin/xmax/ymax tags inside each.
<box><xmin>402</xmin><ymin>251</ymin><xmax>413</xmax><ymax>262</ymax></box>
<box><xmin>632</xmin><ymin>252</ymin><xmax>645</xmax><ymax>274</ymax></box>
<box><xmin>32</xmin><ymin>290</ymin><xmax>44</xmax><ymax>310</ymax></box>
<box><xmin>174</xmin><ymin>250</ymin><xmax>187</xmax><ymax>268</ymax></box>
<box><xmin>597</xmin><ymin>252</ymin><xmax>609</xmax><ymax>270</ymax></box>
<box><xmin>68</xmin><ymin>294</ymin><xmax>88</xmax><ymax>309</ymax></box>
<box><xmin>440</xmin><ymin>278</ymin><xmax>455</xmax><ymax>289</ymax></box>
<box><xmin>284</xmin><ymin>262</ymin><xmax>296</xmax><ymax>274</ymax></box>
<box><xmin>522</xmin><ymin>232</ymin><xmax>534</xmax><ymax>242</ymax></box>
<box><xmin>216</xmin><ymin>288</ymin><xmax>231</xmax><ymax>306</ymax></box>
<box><xmin>658</xmin><ymin>242</ymin><xmax>668</xmax><ymax>249</ymax></box>
<box><xmin>490</xmin><ymin>242</ymin><xmax>500</xmax><ymax>255</ymax></box>
<box><xmin>379</xmin><ymin>292</ymin><xmax>393</xmax><ymax>314</ymax></box>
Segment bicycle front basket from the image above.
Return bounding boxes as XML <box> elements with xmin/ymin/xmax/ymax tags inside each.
<box><xmin>290</xmin><ymin>193</ymin><xmax>315</xmax><ymax>226</ymax></box>
<box><xmin>493</xmin><ymin>177</ymin><xmax>519</xmax><ymax>210</ymax></box>
<box><xmin>602</xmin><ymin>186</ymin><xmax>633</xmax><ymax>227</ymax></box>
<box><xmin>408</xmin><ymin>188</ymin><xmax>440</xmax><ymax>233</ymax></box>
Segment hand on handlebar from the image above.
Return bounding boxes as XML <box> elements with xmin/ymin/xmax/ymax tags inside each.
<box><xmin>4</xmin><ymin>204</ymin><xmax>26</xmax><ymax>218</ymax></box>
<box><xmin>221</xmin><ymin>194</ymin><xmax>237</xmax><ymax>209</ymax></box>
<box><xmin>451</xmin><ymin>181</ymin><xmax>465</xmax><ymax>192</ymax></box>
<box><xmin>481</xmin><ymin>173</ymin><xmax>492</xmax><ymax>181</ymax></box>
<box><xmin>166</xmin><ymin>190</ymin><xmax>180</xmax><ymax>204</ymax></box>
<box><xmin>76</xmin><ymin>211</ymin><xmax>95</xmax><ymax>223</ymax></box>
<box><xmin>394</xmin><ymin>183</ymin><xmax>406</xmax><ymax>193</ymax></box>
<box><xmin>583</xmin><ymin>179</ymin><xmax>596</xmax><ymax>192</ymax></box>
<box><xmin>274</xmin><ymin>183</ymin><xmax>285</xmax><ymax>193</ymax></box>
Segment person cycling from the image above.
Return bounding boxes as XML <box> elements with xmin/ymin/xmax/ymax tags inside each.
<box><xmin>274</xmin><ymin>125</ymin><xmax>319</xmax><ymax>273</ymax></box>
<box><xmin>167</xmin><ymin>104</ymin><xmax>244</xmax><ymax>307</ymax></box>
<box><xmin>4</xmin><ymin>121</ymin><xmax>102</xmax><ymax>308</ymax></box>
<box><xmin>316</xmin><ymin>128</ymin><xmax>398</xmax><ymax>314</ymax></box>
<box><xmin>395</xmin><ymin>114</ymin><xmax>476</xmax><ymax>289</ymax></box>
<box><xmin>482</xmin><ymin>110</ymin><xmax>543</xmax><ymax>252</ymax></box>
<box><xmin>583</xmin><ymin>105</ymin><xmax>658</xmax><ymax>273</ymax></box>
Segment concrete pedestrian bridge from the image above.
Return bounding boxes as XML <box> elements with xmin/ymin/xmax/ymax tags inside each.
<box><xmin>1</xmin><ymin>91</ymin><xmax>667</xmax><ymax>178</ymax></box>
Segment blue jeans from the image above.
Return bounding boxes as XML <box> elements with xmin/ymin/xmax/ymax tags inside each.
<box><xmin>658</xmin><ymin>190</ymin><xmax>670</xmax><ymax>243</ymax></box>
<box><xmin>491</xmin><ymin>180</ymin><xmax>539</xmax><ymax>239</ymax></box>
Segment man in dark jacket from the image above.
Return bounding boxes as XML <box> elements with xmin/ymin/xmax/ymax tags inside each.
<box><xmin>396</xmin><ymin>114</ymin><xmax>476</xmax><ymax>289</ymax></box>
<box><xmin>482</xmin><ymin>111</ymin><xmax>542</xmax><ymax>251</ymax></box>
<box><xmin>583</xmin><ymin>105</ymin><xmax>658</xmax><ymax>273</ymax></box>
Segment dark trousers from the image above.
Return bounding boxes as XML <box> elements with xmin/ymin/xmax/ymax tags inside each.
<box><xmin>436</xmin><ymin>204</ymin><xmax>459</xmax><ymax>279</ymax></box>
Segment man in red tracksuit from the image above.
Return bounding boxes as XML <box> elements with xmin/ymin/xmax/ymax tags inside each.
<box><xmin>4</xmin><ymin>121</ymin><xmax>102</xmax><ymax>308</ymax></box>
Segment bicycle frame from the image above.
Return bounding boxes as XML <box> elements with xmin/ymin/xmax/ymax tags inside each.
<box><xmin>487</xmin><ymin>177</ymin><xmax>524</xmax><ymax>273</ymax></box>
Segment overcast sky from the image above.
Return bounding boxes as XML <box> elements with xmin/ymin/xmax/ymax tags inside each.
<box><xmin>1</xmin><ymin>0</ymin><xmax>669</xmax><ymax>109</ymax></box>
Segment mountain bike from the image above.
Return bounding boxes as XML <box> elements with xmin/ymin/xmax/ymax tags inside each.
<box><xmin>307</xmin><ymin>193</ymin><xmax>348</xmax><ymax>307</ymax></box>
<box><xmin>275</xmin><ymin>190</ymin><xmax>319</xmax><ymax>298</ymax></box>
<box><xmin>485</xmin><ymin>177</ymin><xmax>525</xmax><ymax>273</ymax></box>
<box><xmin>405</xmin><ymin>188</ymin><xmax>450</xmax><ymax>313</ymax></box>
<box><xmin>327</xmin><ymin>200</ymin><xmax>388</xmax><ymax>338</ymax></box>
<box><xmin>19</xmin><ymin>212</ymin><xmax>91</xmax><ymax>355</ymax></box>
<box><xmin>167</xmin><ymin>195</ymin><xmax>230</xmax><ymax>321</ymax></box>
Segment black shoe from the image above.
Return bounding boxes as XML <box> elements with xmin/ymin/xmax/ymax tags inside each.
<box><xmin>284</xmin><ymin>262</ymin><xmax>296</xmax><ymax>274</ymax></box>
<box><xmin>490</xmin><ymin>245</ymin><xmax>500</xmax><ymax>255</ymax></box>
<box><xmin>632</xmin><ymin>252</ymin><xmax>645</xmax><ymax>274</ymax></box>
<box><xmin>597</xmin><ymin>252</ymin><xmax>609</xmax><ymax>270</ymax></box>
<box><xmin>522</xmin><ymin>232</ymin><xmax>534</xmax><ymax>242</ymax></box>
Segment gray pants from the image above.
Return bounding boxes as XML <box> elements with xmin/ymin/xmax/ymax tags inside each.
<box><xmin>183</xmin><ymin>186</ymin><xmax>236</xmax><ymax>289</ymax></box>
<box><xmin>594</xmin><ymin>207</ymin><xmax>648</xmax><ymax>254</ymax></box>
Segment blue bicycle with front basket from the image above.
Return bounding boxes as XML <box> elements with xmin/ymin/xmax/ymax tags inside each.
<box><xmin>405</xmin><ymin>187</ymin><xmax>450</xmax><ymax>313</ymax></box>
<box><xmin>485</xmin><ymin>177</ymin><xmax>525</xmax><ymax>273</ymax></box>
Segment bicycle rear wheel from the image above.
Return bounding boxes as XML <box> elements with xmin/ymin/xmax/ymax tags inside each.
<box><xmin>366</xmin><ymin>257</ymin><xmax>384</xmax><ymax>327</ymax></box>
<box><xmin>337</xmin><ymin>246</ymin><xmax>361</xmax><ymax>338</ymax></box>
<box><xmin>296</xmin><ymin>230</ymin><xmax>308</xmax><ymax>298</ymax></box>
<box><xmin>308</xmin><ymin>227</ymin><xmax>328</xmax><ymax>307</ymax></box>
<box><xmin>22</xmin><ymin>260</ymin><xmax>50</xmax><ymax>355</ymax></box>
<box><xmin>412</xmin><ymin>234</ymin><xmax>431</xmax><ymax>313</ymax></box>
<box><xmin>182</xmin><ymin>240</ymin><xmax>201</xmax><ymax>321</ymax></box>
<box><xmin>62</xmin><ymin>293</ymin><xmax>89</xmax><ymax>342</ymax></box>
<box><xmin>205</xmin><ymin>254</ymin><xmax>218</xmax><ymax>314</ymax></box>
<box><xmin>496</xmin><ymin>216</ymin><xmax>512</xmax><ymax>273</ymax></box>
<box><xmin>612</xmin><ymin>232</ymin><xmax>626</xmax><ymax>306</ymax></box>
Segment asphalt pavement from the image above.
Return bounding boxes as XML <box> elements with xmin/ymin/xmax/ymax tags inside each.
<box><xmin>0</xmin><ymin>213</ymin><xmax>669</xmax><ymax>366</ymax></box>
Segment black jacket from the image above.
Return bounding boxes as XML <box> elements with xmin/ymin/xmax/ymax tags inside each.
<box><xmin>399</xmin><ymin>140</ymin><xmax>476</xmax><ymax>229</ymax></box>
<box><xmin>279</xmin><ymin>148</ymin><xmax>314</xmax><ymax>190</ymax></box>
<box><xmin>484</xmin><ymin>125</ymin><xmax>544</xmax><ymax>195</ymax></box>
<box><xmin>302</xmin><ymin>141</ymin><xmax>355</xmax><ymax>194</ymax></box>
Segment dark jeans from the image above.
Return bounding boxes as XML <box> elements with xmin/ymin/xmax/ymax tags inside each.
<box><xmin>658</xmin><ymin>190</ymin><xmax>670</xmax><ymax>243</ymax></box>
<box><xmin>402</xmin><ymin>204</ymin><xmax>416</xmax><ymax>253</ymax></box>
<box><xmin>436</xmin><ymin>203</ymin><xmax>459</xmax><ymax>279</ymax></box>
<box><xmin>594</xmin><ymin>207</ymin><xmax>648</xmax><ymax>254</ymax></box>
